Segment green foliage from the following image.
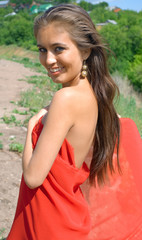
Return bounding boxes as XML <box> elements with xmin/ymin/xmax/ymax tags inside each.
<box><xmin>97</xmin><ymin>9</ymin><xmax>142</xmax><ymax>91</ymax></box>
<box><xmin>0</xmin><ymin>6</ymin><xmax>13</xmax><ymax>17</ymax></box>
<box><xmin>1</xmin><ymin>16</ymin><xmax>34</xmax><ymax>46</ymax></box>
<box><xmin>0</xmin><ymin>10</ymin><xmax>36</xmax><ymax>50</ymax></box>
<box><xmin>10</xmin><ymin>0</ymin><xmax>33</xmax><ymax>5</ymax></box>
<box><xmin>79</xmin><ymin>1</ymin><xmax>95</xmax><ymax>12</ymax></box>
<box><xmin>18</xmin><ymin>74</ymin><xmax>60</xmax><ymax>116</ymax></box>
<box><xmin>100</xmin><ymin>25</ymin><xmax>133</xmax><ymax>74</ymax></box>
<box><xmin>90</xmin><ymin>5</ymin><xmax>116</xmax><ymax>23</ymax></box>
<box><xmin>2</xmin><ymin>115</ymin><xmax>16</xmax><ymax>124</ymax></box>
<box><xmin>9</xmin><ymin>142</ymin><xmax>24</xmax><ymax>153</ymax></box>
<box><xmin>12</xmin><ymin>109</ymin><xmax>28</xmax><ymax>115</ymax></box>
<box><xmin>101</xmin><ymin>25</ymin><xmax>132</xmax><ymax>60</ymax></box>
<box><xmin>127</xmin><ymin>55</ymin><xmax>142</xmax><ymax>91</ymax></box>
<box><xmin>117</xmin><ymin>10</ymin><xmax>141</xmax><ymax>27</ymax></box>
<box><xmin>2</xmin><ymin>115</ymin><xmax>21</xmax><ymax>126</ymax></box>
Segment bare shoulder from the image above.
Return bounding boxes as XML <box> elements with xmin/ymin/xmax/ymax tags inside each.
<box><xmin>49</xmin><ymin>84</ymin><xmax>97</xmax><ymax>118</ymax></box>
<box><xmin>51</xmin><ymin>87</ymin><xmax>78</xmax><ymax>110</ymax></box>
<box><xmin>53</xmin><ymin>87</ymin><xmax>77</xmax><ymax>100</ymax></box>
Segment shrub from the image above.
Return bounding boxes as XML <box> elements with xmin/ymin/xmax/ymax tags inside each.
<box><xmin>9</xmin><ymin>142</ymin><xmax>24</xmax><ymax>153</ymax></box>
<box><xmin>127</xmin><ymin>55</ymin><xmax>142</xmax><ymax>92</ymax></box>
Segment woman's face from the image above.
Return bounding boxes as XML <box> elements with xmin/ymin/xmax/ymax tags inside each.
<box><xmin>36</xmin><ymin>22</ymin><xmax>86</xmax><ymax>87</ymax></box>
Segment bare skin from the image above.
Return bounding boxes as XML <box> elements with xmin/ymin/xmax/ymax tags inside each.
<box><xmin>22</xmin><ymin>22</ymin><xmax>98</xmax><ymax>189</ymax></box>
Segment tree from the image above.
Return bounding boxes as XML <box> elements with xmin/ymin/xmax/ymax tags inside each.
<box><xmin>0</xmin><ymin>14</ymin><xmax>35</xmax><ymax>48</ymax></box>
<box><xmin>90</xmin><ymin>5</ymin><xmax>117</xmax><ymax>23</ymax></box>
<box><xmin>127</xmin><ymin>55</ymin><xmax>142</xmax><ymax>92</ymax></box>
<box><xmin>10</xmin><ymin>0</ymin><xmax>33</xmax><ymax>4</ymax></box>
<box><xmin>79</xmin><ymin>1</ymin><xmax>94</xmax><ymax>12</ymax></box>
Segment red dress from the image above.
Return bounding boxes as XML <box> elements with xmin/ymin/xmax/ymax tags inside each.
<box><xmin>7</xmin><ymin>117</ymin><xmax>91</xmax><ymax>240</ymax></box>
<box><xmin>83</xmin><ymin>118</ymin><xmax>142</xmax><ymax>240</ymax></box>
<box><xmin>7</xmin><ymin>117</ymin><xmax>142</xmax><ymax>240</ymax></box>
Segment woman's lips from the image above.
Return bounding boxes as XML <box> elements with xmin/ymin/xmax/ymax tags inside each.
<box><xmin>49</xmin><ymin>67</ymin><xmax>64</xmax><ymax>75</ymax></box>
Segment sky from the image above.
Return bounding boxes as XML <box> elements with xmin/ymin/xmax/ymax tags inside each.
<box><xmin>90</xmin><ymin>0</ymin><xmax>142</xmax><ymax>12</ymax></box>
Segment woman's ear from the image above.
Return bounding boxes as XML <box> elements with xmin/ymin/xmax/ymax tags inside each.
<box><xmin>82</xmin><ymin>48</ymin><xmax>91</xmax><ymax>60</ymax></box>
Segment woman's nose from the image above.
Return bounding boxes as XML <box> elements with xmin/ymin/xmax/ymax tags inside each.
<box><xmin>45</xmin><ymin>51</ymin><xmax>56</xmax><ymax>65</ymax></box>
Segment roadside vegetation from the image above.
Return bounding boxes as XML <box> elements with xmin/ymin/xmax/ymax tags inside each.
<box><xmin>9</xmin><ymin>142</ymin><xmax>24</xmax><ymax>153</ymax></box>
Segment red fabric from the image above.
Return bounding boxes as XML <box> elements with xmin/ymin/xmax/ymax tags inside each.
<box><xmin>7</xmin><ymin>117</ymin><xmax>91</xmax><ymax>240</ymax></box>
<box><xmin>82</xmin><ymin>118</ymin><xmax>142</xmax><ymax>240</ymax></box>
<box><xmin>7</xmin><ymin>117</ymin><xmax>142</xmax><ymax>240</ymax></box>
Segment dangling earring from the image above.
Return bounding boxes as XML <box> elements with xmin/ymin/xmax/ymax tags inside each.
<box><xmin>81</xmin><ymin>61</ymin><xmax>88</xmax><ymax>78</ymax></box>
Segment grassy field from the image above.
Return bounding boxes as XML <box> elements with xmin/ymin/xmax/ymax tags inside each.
<box><xmin>0</xmin><ymin>45</ymin><xmax>142</xmax><ymax>136</ymax></box>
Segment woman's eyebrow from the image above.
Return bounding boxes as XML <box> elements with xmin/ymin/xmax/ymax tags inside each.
<box><xmin>51</xmin><ymin>43</ymin><xmax>67</xmax><ymax>47</ymax></box>
<box><xmin>37</xmin><ymin>44</ymin><xmax>44</xmax><ymax>47</ymax></box>
<box><xmin>37</xmin><ymin>43</ymin><xmax>67</xmax><ymax>48</ymax></box>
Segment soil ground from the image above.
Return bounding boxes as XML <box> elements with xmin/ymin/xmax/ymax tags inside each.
<box><xmin>0</xmin><ymin>59</ymin><xmax>42</xmax><ymax>238</ymax></box>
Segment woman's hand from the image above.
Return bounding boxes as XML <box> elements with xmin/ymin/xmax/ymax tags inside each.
<box><xmin>28</xmin><ymin>108</ymin><xmax>48</xmax><ymax>133</ymax></box>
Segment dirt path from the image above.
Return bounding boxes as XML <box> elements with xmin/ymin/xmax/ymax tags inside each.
<box><xmin>0</xmin><ymin>59</ymin><xmax>42</xmax><ymax>238</ymax></box>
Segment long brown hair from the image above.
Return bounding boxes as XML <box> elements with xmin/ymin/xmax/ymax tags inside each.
<box><xmin>34</xmin><ymin>4</ymin><xmax>120</xmax><ymax>186</ymax></box>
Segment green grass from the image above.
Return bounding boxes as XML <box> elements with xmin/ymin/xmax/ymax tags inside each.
<box><xmin>0</xmin><ymin>45</ymin><xmax>46</xmax><ymax>74</ymax></box>
<box><xmin>0</xmin><ymin>228</ymin><xmax>5</xmax><ymax>240</ymax></box>
<box><xmin>115</xmin><ymin>94</ymin><xmax>142</xmax><ymax>137</ymax></box>
<box><xmin>18</xmin><ymin>87</ymin><xmax>52</xmax><ymax>114</ymax></box>
<box><xmin>17</xmin><ymin>75</ymin><xmax>61</xmax><ymax>125</ymax></box>
<box><xmin>26</xmin><ymin>75</ymin><xmax>61</xmax><ymax>91</ymax></box>
<box><xmin>2</xmin><ymin>115</ymin><xmax>22</xmax><ymax>126</ymax></box>
<box><xmin>9</xmin><ymin>142</ymin><xmax>24</xmax><ymax>153</ymax></box>
<box><xmin>12</xmin><ymin>109</ymin><xmax>28</xmax><ymax>115</ymax></box>
<box><xmin>14</xmin><ymin>57</ymin><xmax>47</xmax><ymax>74</ymax></box>
<box><xmin>0</xmin><ymin>45</ymin><xmax>38</xmax><ymax>60</ymax></box>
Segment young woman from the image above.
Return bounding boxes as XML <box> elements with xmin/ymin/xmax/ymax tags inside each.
<box><xmin>7</xmin><ymin>4</ymin><xmax>120</xmax><ymax>240</ymax></box>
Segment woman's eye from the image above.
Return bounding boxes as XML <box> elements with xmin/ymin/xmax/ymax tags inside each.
<box><xmin>55</xmin><ymin>47</ymin><xmax>65</xmax><ymax>53</ymax></box>
<box><xmin>38</xmin><ymin>48</ymin><xmax>47</xmax><ymax>53</ymax></box>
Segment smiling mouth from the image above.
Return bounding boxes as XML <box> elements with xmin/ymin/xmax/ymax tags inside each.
<box><xmin>49</xmin><ymin>67</ymin><xmax>63</xmax><ymax>73</ymax></box>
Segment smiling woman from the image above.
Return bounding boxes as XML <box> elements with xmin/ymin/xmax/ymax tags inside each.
<box><xmin>7</xmin><ymin>4</ymin><xmax>120</xmax><ymax>240</ymax></box>
<box><xmin>36</xmin><ymin>22</ymin><xmax>87</xmax><ymax>86</ymax></box>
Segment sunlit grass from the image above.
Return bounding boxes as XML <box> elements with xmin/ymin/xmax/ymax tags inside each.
<box><xmin>115</xmin><ymin>94</ymin><xmax>142</xmax><ymax>136</ymax></box>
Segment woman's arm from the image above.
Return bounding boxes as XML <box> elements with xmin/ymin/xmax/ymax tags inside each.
<box><xmin>22</xmin><ymin>89</ymin><xmax>75</xmax><ymax>189</ymax></box>
<box><xmin>22</xmin><ymin>108</ymin><xmax>48</xmax><ymax>180</ymax></box>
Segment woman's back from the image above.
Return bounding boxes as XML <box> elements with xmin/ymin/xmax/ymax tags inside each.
<box><xmin>42</xmin><ymin>79</ymin><xmax>98</xmax><ymax>169</ymax></box>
